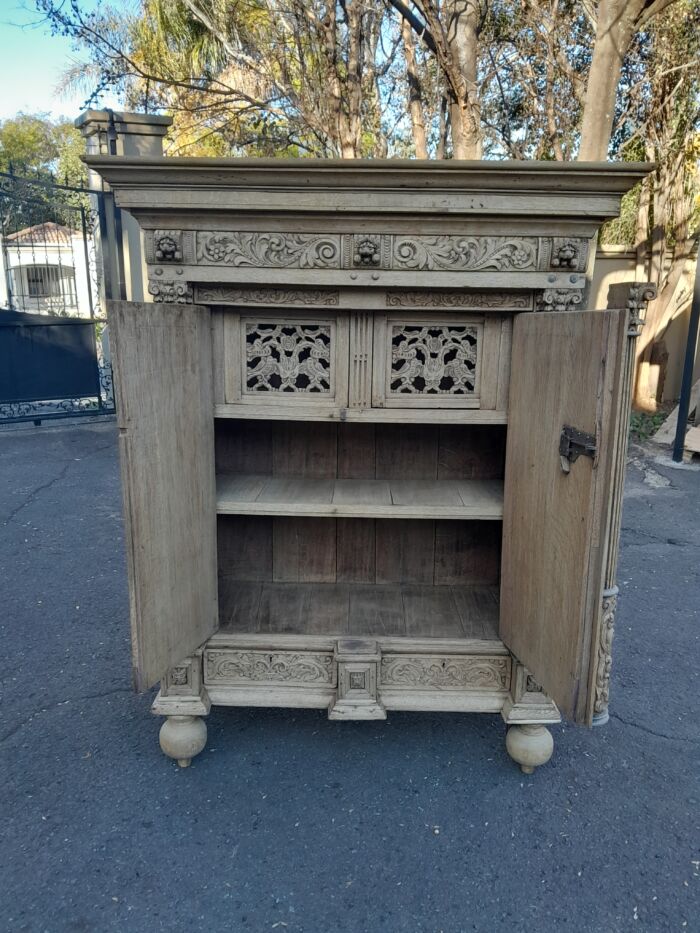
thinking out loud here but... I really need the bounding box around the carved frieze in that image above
[389,323,478,396]
[148,278,193,304]
[196,232,340,268]
[189,232,548,272]
[380,656,510,690]
[391,236,538,272]
[535,288,584,313]
[386,291,532,310]
[245,321,332,393]
[594,586,618,714]
[206,650,335,686]
[194,286,340,306]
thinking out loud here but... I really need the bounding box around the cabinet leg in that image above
[159,715,207,768]
[505,724,554,774]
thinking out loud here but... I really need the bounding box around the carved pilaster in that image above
[535,288,584,313]
[593,586,618,720]
[329,639,386,720]
[148,277,194,304]
[349,312,373,407]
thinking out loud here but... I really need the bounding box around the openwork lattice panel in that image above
[245,321,333,394]
[389,323,479,396]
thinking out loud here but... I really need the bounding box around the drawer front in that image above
[222,311,349,409]
[371,313,505,410]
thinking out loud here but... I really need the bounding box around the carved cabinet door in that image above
[110,300,219,690]
[499,309,628,724]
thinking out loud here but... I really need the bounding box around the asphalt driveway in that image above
[1,419,698,932]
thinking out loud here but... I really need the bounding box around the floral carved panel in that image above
[244,321,333,394]
[196,232,341,268]
[205,650,335,686]
[391,236,538,272]
[381,656,510,690]
[389,323,479,396]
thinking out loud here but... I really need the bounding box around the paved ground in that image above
[1,419,698,933]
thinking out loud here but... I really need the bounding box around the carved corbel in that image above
[148,276,194,304]
[625,282,657,336]
[535,288,584,313]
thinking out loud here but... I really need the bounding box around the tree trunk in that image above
[578,0,646,160]
[445,0,481,158]
[402,17,428,158]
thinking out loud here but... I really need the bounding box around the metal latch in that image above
[559,425,597,474]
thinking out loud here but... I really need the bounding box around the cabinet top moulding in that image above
[84,157,652,224]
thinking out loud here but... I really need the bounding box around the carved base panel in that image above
[201,638,524,718]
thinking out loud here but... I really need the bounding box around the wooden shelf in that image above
[216,474,504,520]
[218,581,500,640]
[214,403,508,425]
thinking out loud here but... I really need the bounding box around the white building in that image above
[0,222,95,318]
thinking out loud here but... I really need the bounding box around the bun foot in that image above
[159,715,207,767]
[505,724,554,774]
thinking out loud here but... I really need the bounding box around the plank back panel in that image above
[110,300,218,690]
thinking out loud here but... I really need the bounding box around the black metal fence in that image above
[0,170,115,423]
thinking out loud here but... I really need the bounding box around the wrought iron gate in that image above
[0,170,115,423]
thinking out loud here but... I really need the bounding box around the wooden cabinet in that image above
[92,156,654,773]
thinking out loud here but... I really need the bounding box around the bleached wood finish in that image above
[500,310,627,724]
[91,157,653,772]
[109,300,218,690]
[216,475,504,520]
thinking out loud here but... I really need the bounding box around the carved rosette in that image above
[380,656,510,690]
[594,586,618,715]
[205,650,335,686]
[535,288,584,313]
[148,278,193,304]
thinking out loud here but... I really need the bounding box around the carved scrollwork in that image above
[625,282,657,336]
[205,650,334,685]
[148,278,193,304]
[392,236,538,272]
[194,286,339,306]
[196,232,341,268]
[535,288,584,313]
[381,656,510,690]
[594,586,618,714]
[389,323,479,396]
[386,290,532,309]
[245,322,332,393]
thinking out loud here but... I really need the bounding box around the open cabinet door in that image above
[110,300,218,691]
[500,309,627,724]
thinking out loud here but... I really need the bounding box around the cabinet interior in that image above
[215,419,505,641]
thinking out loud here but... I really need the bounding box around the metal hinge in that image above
[559,425,597,474]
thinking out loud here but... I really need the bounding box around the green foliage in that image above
[630,409,668,442]
[0,113,86,187]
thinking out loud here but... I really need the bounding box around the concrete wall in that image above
[591,245,699,403]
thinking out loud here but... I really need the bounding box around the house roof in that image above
[5,222,73,246]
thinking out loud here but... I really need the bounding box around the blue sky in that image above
[0,1,121,121]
